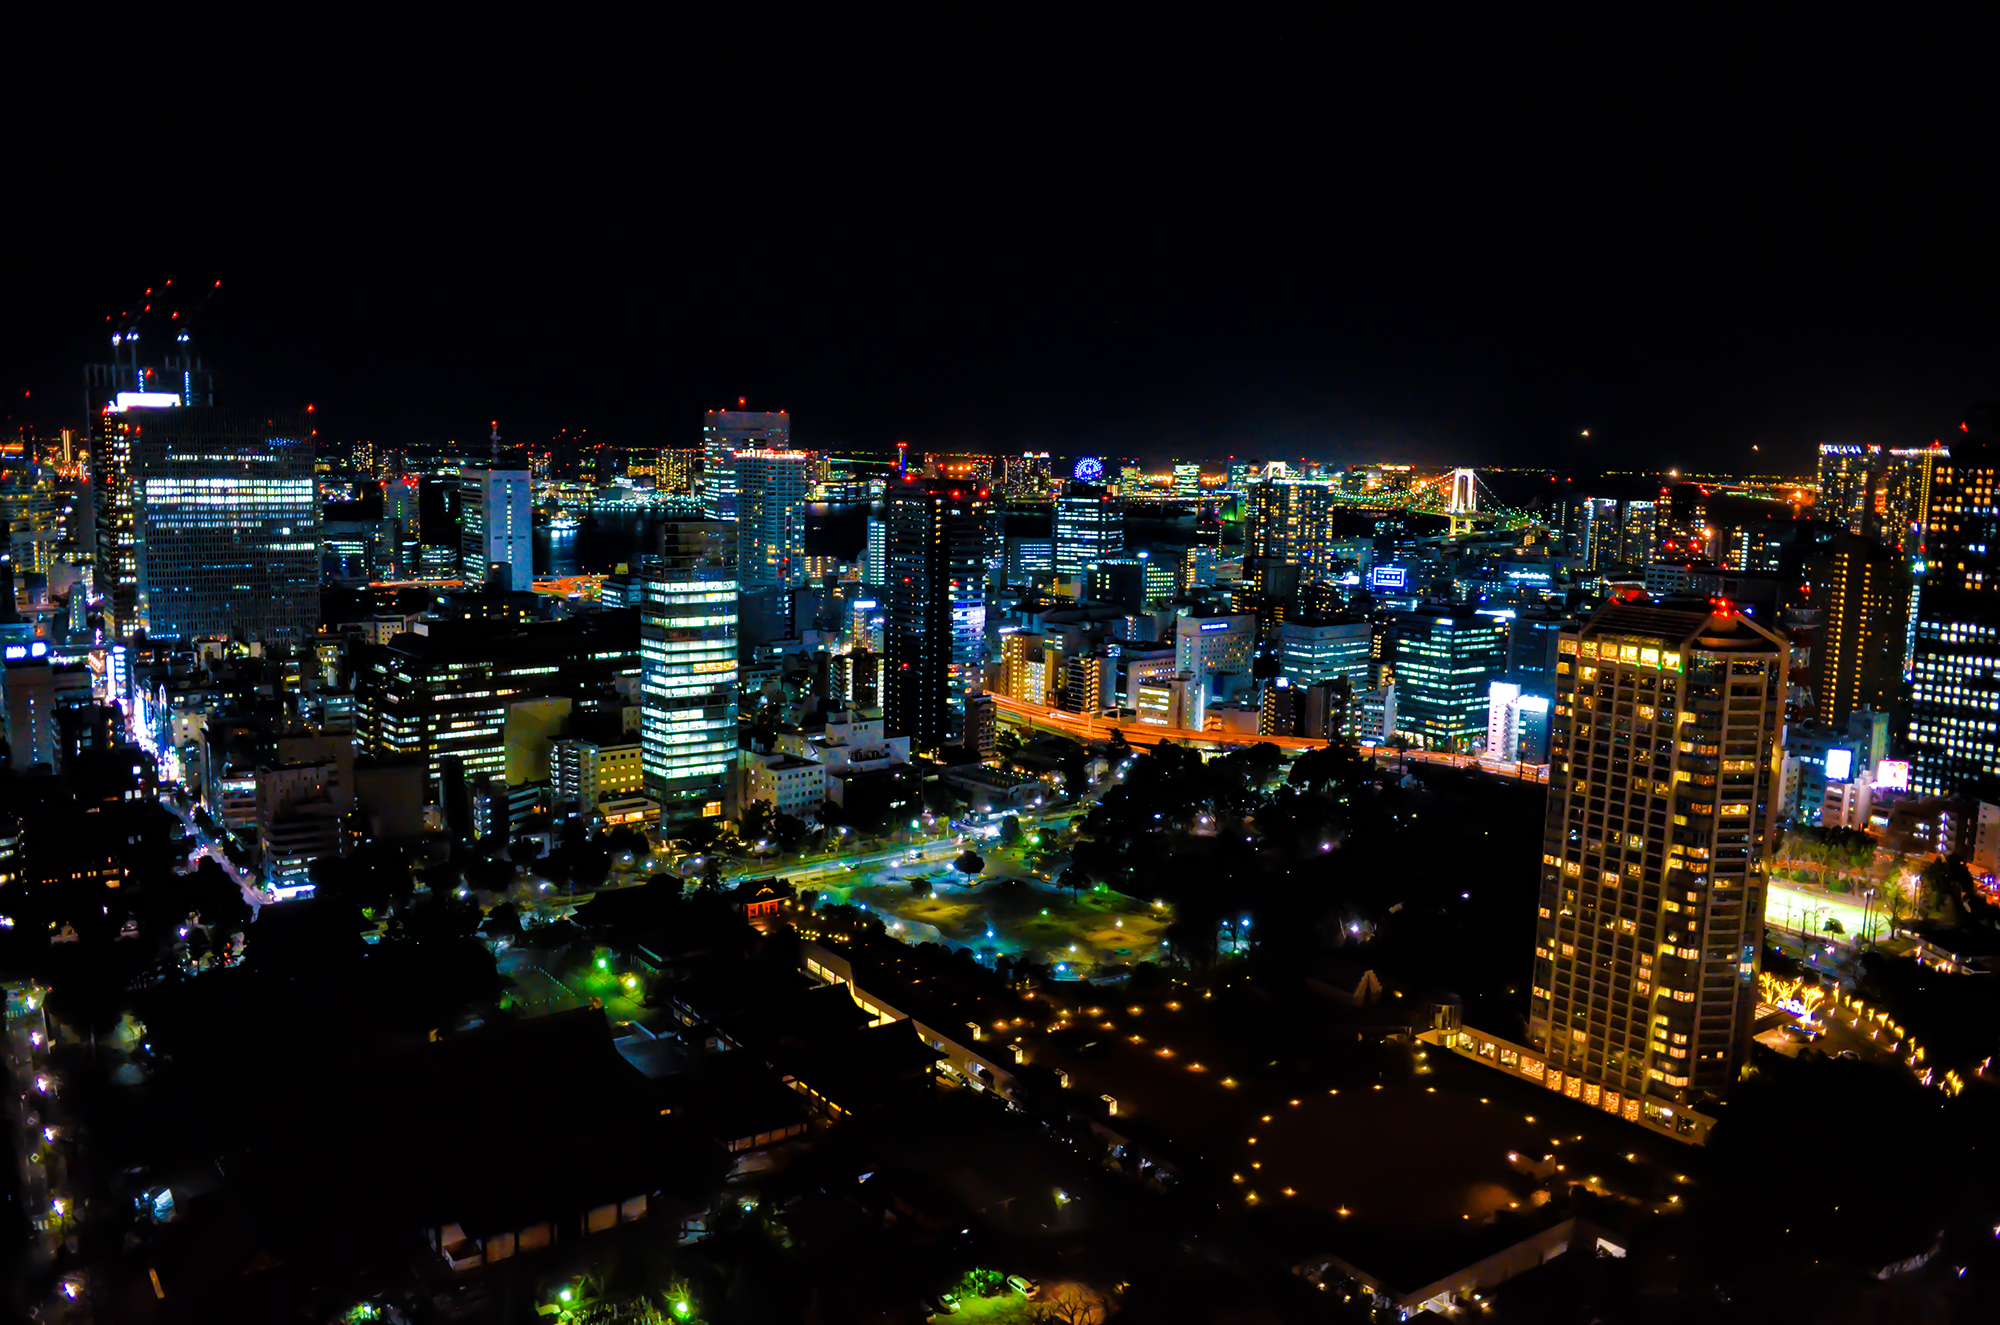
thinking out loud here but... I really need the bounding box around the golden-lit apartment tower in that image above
[1532,599,1785,1130]
[1248,478,1338,581]
[1804,532,1911,727]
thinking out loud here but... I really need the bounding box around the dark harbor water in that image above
[532,504,871,577]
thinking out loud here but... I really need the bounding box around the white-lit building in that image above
[640,521,739,824]
[740,749,825,821]
[1277,618,1372,689]
[1484,680,1552,764]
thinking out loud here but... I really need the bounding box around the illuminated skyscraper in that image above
[127,406,319,645]
[85,335,215,638]
[1172,461,1201,499]
[734,448,812,591]
[1248,478,1338,582]
[1533,600,1783,1126]
[640,520,739,822]
[1802,532,1910,728]
[1817,444,1878,537]
[459,461,533,591]
[884,479,993,750]
[1907,410,2000,798]
[702,407,788,521]
[1053,493,1124,575]
[1387,606,1507,751]
[1879,445,1947,550]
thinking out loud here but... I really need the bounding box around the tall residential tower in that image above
[884,479,993,751]
[1532,599,1784,1127]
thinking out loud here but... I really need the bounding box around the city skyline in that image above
[8,35,1998,475]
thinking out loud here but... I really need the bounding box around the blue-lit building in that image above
[1907,410,2000,799]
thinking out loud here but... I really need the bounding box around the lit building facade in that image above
[1532,601,1784,1124]
[734,449,812,591]
[1907,411,2000,798]
[553,736,644,811]
[1388,607,1508,751]
[1053,495,1124,576]
[1248,479,1339,583]
[131,407,319,644]
[701,408,788,522]
[460,462,533,591]
[884,479,993,750]
[1276,617,1372,689]
[355,614,640,796]
[85,342,216,638]
[640,520,739,823]
[1803,532,1910,728]
[1817,443,1877,537]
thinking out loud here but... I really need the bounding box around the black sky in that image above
[7,19,1996,473]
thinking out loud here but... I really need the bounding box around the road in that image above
[3,983,79,1320]
[158,794,272,912]
[990,691,1548,782]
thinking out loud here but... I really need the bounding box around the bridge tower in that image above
[1448,467,1479,536]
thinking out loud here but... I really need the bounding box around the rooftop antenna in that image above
[491,419,502,460]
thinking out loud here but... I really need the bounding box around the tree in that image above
[483,901,523,940]
[1057,865,1088,896]
[772,811,812,854]
[954,850,985,879]
[1037,1282,1108,1325]
[909,875,933,898]
[999,814,1023,848]
[739,799,778,850]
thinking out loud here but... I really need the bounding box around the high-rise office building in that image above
[1532,600,1784,1124]
[1172,461,1201,499]
[130,407,319,644]
[1249,478,1338,583]
[1276,617,1372,689]
[1388,606,1508,751]
[1907,409,2000,798]
[85,338,216,638]
[354,613,640,795]
[884,479,993,751]
[1802,532,1911,728]
[1053,494,1124,575]
[734,448,812,591]
[460,461,533,591]
[703,408,788,521]
[640,520,739,823]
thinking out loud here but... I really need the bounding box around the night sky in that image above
[7,24,1994,473]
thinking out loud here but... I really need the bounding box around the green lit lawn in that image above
[931,1293,1044,1324]
[824,868,1169,974]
